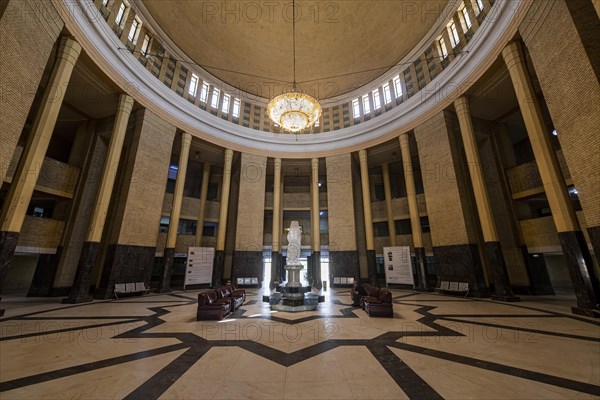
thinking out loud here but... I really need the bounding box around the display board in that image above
[184,247,214,288]
[383,246,414,286]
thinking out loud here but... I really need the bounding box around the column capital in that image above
[501,40,525,69]
[181,131,193,146]
[453,95,471,114]
[359,149,368,162]
[116,94,134,114]
[57,36,82,66]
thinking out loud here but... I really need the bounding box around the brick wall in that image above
[326,154,357,252]
[235,152,266,252]
[0,0,63,183]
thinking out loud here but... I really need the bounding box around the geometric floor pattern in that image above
[1,289,599,399]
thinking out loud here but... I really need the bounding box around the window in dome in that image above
[140,34,151,55]
[200,82,210,103]
[232,98,241,118]
[115,3,126,26]
[188,74,199,96]
[362,95,371,114]
[461,7,472,30]
[128,18,141,43]
[222,94,231,114]
[438,37,448,59]
[102,0,109,6]
[211,88,220,109]
[383,83,392,104]
[448,21,460,47]
[393,75,403,98]
[476,0,484,11]
[352,99,360,118]
[372,89,381,110]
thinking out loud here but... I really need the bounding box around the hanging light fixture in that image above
[267,0,321,133]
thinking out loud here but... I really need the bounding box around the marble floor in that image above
[0,289,599,400]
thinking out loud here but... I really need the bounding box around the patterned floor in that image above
[0,289,599,399]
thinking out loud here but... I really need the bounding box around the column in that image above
[399,133,430,291]
[194,162,211,246]
[271,158,282,287]
[159,132,192,293]
[0,37,81,312]
[63,94,134,303]
[502,41,600,316]
[213,149,233,287]
[359,150,377,284]
[381,163,397,246]
[311,158,322,289]
[454,96,519,302]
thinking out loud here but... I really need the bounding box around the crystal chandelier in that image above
[267,0,321,133]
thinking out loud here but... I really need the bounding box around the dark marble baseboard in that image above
[232,251,264,287]
[95,244,155,299]
[0,231,20,291]
[522,247,554,295]
[28,247,62,297]
[588,225,600,261]
[158,248,175,293]
[329,251,360,283]
[63,242,100,303]
[367,250,377,285]
[312,251,322,289]
[432,244,489,297]
[414,247,430,290]
[484,241,519,301]
[212,250,225,287]
[270,252,281,287]
[558,231,600,312]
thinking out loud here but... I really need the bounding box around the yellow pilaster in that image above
[272,158,282,252]
[381,163,397,246]
[216,149,234,251]
[311,158,321,252]
[359,150,375,251]
[502,41,579,233]
[454,96,499,242]
[399,133,424,248]
[194,162,211,247]
[166,132,192,249]
[0,37,82,233]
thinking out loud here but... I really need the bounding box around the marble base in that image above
[267,292,321,312]
[571,306,600,318]
[0,231,19,290]
[63,241,100,304]
[558,231,600,312]
[588,225,600,263]
[212,250,225,287]
[270,251,281,288]
[484,241,519,302]
[432,244,489,297]
[311,251,322,289]
[232,250,264,287]
[367,250,377,285]
[329,251,359,282]
[95,244,155,299]
[158,248,174,293]
[27,247,62,297]
[414,247,430,291]
[523,247,555,295]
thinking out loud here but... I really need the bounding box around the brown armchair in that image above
[363,288,393,317]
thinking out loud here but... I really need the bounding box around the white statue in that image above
[286,221,302,265]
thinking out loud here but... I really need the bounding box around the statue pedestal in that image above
[285,264,303,287]
[265,263,324,312]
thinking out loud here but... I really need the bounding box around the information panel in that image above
[184,247,214,288]
[383,246,414,286]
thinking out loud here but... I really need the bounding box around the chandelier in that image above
[267,0,321,133]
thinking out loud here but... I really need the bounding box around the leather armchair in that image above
[363,288,393,317]
[197,290,232,320]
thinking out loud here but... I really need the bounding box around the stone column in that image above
[399,133,430,291]
[232,153,266,286]
[0,37,81,312]
[381,163,397,246]
[359,150,377,284]
[311,158,322,289]
[194,162,211,247]
[502,41,600,316]
[63,94,134,303]
[326,154,359,282]
[271,158,282,287]
[159,132,192,293]
[454,96,519,302]
[213,149,233,287]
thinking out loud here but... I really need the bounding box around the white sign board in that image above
[184,247,214,288]
[383,246,414,286]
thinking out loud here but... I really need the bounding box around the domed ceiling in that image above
[140,0,450,99]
